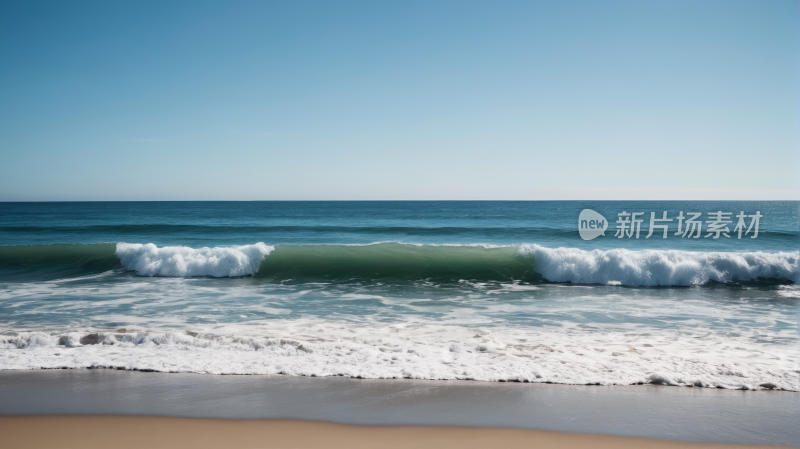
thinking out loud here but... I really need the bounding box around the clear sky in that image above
[0,0,798,201]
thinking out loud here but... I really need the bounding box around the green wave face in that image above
[2,242,797,286]
[255,243,543,283]
[0,243,543,283]
[0,244,121,281]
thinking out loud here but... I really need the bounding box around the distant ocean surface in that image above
[1,201,798,390]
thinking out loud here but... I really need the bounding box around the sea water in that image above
[0,201,797,390]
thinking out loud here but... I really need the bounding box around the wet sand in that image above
[0,415,788,449]
[0,370,797,446]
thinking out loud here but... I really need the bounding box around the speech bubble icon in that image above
[578,209,608,241]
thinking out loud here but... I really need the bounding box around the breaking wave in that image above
[522,245,799,286]
[116,243,273,277]
[0,242,797,286]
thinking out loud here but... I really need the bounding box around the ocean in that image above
[0,201,798,390]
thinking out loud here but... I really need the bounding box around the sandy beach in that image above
[1,370,798,447]
[1,415,792,449]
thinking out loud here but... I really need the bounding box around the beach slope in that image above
[0,416,789,449]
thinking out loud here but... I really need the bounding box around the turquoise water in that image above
[0,201,798,389]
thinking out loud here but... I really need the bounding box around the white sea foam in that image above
[115,243,273,277]
[519,245,800,286]
[1,320,797,391]
[778,285,800,299]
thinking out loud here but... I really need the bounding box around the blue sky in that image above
[0,0,797,200]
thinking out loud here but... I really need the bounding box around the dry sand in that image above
[0,416,790,449]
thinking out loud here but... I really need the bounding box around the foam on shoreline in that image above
[3,322,797,391]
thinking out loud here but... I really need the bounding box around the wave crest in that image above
[520,245,799,286]
[116,243,273,277]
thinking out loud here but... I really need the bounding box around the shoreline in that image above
[4,367,798,391]
[1,369,797,446]
[0,416,789,449]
